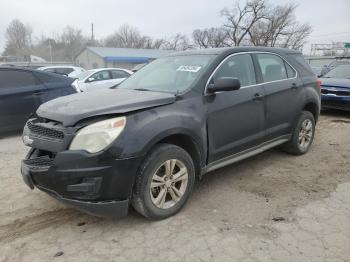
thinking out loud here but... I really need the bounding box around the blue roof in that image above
[86,47,174,63]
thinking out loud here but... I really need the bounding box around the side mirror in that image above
[207,77,241,94]
[87,77,95,83]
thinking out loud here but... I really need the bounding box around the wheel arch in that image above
[141,129,205,180]
[302,101,320,122]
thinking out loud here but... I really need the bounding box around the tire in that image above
[282,111,316,155]
[131,143,195,220]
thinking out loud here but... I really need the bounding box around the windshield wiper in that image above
[133,88,152,91]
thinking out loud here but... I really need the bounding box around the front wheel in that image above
[282,111,316,155]
[131,144,195,220]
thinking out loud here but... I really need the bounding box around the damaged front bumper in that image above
[21,148,141,218]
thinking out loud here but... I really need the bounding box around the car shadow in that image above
[0,130,23,139]
[321,108,350,118]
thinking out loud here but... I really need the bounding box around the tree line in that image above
[2,0,312,62]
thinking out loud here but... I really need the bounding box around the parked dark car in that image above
[320,65,350,111]
[0,67,76,133]
[21,47,321,220]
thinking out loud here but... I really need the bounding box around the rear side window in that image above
[0,70,38,88]
[285,62,296,78]
[55,68,74,75]
[110,70,130,79]
[43,68,56,73]
[213,54,256,87]
[34,71,66,84]
[289,53,314,75]
[256,54,288,82]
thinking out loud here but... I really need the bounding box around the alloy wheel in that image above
[150,159,189,209]
[298,119,313,150]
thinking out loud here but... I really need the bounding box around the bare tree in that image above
[60,26,88,62]
[160,34,192,51]
[104,24,165,49]
[248,3,312,49]
[279,23,312,50]
[221,0,267,46]
[193,0,312,51]
[3,19,32,59]
[192,27,228,48]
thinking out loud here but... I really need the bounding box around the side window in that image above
[256,54,288,82]
[212,54,256,87]
[110,70,130,79]
[285,62,296,78]
[34,71,63,84]
[0,70,38,88]
[44,68,56,73]
[56,68,74,75]
[90,71,111,81]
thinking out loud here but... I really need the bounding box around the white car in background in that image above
[72,68,133,92]
[38,66,86,78]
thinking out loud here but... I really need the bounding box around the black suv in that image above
[21,47,320,220]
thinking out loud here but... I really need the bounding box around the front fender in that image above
[114,99,207,162]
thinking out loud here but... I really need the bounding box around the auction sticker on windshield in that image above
[177,66,202,73]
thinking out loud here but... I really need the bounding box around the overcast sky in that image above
[0,0,349,54]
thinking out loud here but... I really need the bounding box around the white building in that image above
[75,47,174,70]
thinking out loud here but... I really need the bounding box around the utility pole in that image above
[49,39,53,62]
[91,23,94,42]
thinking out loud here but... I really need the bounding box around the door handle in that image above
[33,90,44,95]
[291,83,298,90]
[253,93,264,101]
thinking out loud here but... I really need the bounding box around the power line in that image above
[311,30,350,38]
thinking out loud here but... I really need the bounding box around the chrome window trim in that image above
[204,51,298,95]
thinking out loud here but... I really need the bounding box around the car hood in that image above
[320,78,350,89]
[37,88,176,126]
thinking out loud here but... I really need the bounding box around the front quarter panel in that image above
[112,96,207,164]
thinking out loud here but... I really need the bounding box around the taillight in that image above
[316,79,322,93]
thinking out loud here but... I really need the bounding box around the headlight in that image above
[69,117,126,153]
[72,80,81,93]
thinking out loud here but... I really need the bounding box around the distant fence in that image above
[0,61,74,69]
[304,56,350,67]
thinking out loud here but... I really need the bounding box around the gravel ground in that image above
[0,111,349,262]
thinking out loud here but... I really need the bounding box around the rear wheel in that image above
[132,144,195,220]
[282,111,316,155]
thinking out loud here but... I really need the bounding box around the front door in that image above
[206,53,266,163]
[87,70,112,90]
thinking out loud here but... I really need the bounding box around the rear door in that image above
[254,53,302,140]
[110,70,131,85]
[0,69,44,131]
[206,53,266,163]
[33,71,76,103]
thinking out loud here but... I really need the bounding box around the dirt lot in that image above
[0,112,349,262]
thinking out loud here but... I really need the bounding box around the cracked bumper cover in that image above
[21,149,142,218]
[39,185,129,218]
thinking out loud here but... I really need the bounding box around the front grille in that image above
[321,88,350,97]
[23,156,54,170]
[27,121,64,140]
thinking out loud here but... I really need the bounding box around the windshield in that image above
[323,66,350,79]
[76,71,93,80]
[118,55,215,93]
